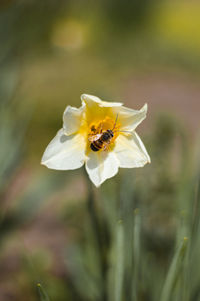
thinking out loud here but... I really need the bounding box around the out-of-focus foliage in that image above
[1,0,200,300]
[101,0,159,30]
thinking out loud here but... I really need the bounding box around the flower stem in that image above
[132,209,141,301]
[84,171,108,301]
[114,219,124,301]
[160,237,188,301]
[37,283,50,301]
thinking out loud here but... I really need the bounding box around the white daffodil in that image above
[41,94,150,187]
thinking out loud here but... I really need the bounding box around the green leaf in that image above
[114,220,124,301]
[160,237,189,301]
[132,209,141,301]
[37,283,50,301]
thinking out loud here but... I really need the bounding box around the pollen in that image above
[88,116,120,143]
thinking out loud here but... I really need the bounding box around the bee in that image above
[88,115,118,152]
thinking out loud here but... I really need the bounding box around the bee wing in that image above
[88,134,102,142]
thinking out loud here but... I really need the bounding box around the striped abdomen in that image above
[90,130,114,152]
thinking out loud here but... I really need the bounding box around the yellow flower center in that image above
[89,116,120,134]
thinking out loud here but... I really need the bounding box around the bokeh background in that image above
[1,0,200,300]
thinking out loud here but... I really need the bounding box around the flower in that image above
[41,94,150,187]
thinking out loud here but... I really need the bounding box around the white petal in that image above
[113,132,150,168]
[63,103,85,135]
[118,103,148,131]
[85,150,119,187]
[41,129,86,170]
[81,94,123,107]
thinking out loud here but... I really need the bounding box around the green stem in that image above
[37,283,50,301]
[132,209,141,301]
[160,237,188,301]
[85,171,108,301]
[114,220,124,301]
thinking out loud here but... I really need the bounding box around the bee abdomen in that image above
[90,143,99,152]
[90,140,103,152]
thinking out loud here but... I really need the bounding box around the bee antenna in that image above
[112,113,119,131]
[114,130,133,134]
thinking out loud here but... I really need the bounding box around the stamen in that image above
[90,125,96,132]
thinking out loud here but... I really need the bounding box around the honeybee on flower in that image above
[41,94,150,187]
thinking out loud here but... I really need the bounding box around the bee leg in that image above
[103,144,109,151]
[88,134,94,142]
[99,122,103,133]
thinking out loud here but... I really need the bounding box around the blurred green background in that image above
[1,0,200,300]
